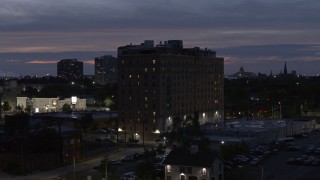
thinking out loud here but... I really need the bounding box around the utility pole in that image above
[105,157,108,180]
[0,91,3,121]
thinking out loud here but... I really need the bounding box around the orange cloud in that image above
[83,59,94,65]
[25,60,58,64]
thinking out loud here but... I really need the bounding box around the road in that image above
[0,147,144,180]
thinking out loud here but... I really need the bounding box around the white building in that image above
[16,97,86,113]
[163,147,224,180]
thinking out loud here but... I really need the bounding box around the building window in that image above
[145,68,148,72]
[153,59,156,64]
[179,166,186,173]
[187,167,192,174]
[166,165,171,172]
[145,97,148,101]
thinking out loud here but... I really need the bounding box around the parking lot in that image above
[226,131,320,180]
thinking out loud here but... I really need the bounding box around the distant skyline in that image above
[1,0,320,76]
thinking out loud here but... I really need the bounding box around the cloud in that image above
[83,59,94,65]
[6,59,22,63]
[25,60,58,64]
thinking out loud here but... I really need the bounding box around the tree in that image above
[62,103,71,111]
[3,101,11,111]
[172,116,182,131]
[26,127,61,153]
[135,160,156,180]
[25,105,32,114]
[16,105,23,112]
[104,97,114,108]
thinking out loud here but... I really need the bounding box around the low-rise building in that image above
[163,147,224,180]
[16,97,86,113]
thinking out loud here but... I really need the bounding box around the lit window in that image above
[145,68,148,72]
[153,112,156,117]
[153,68,156,72]
[153,59,156,64]
[145,97,148,101]
[129,75,132,78]
[137,75,140,78]
[129,96,132,100]
[166,165,171,172]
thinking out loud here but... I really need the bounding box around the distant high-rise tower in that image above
[57,59,83,80]
[94,55,117,85]
[284,62,288,75]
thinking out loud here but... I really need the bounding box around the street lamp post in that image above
[279,102,282,119]
[105,156,108,180]
[142,119,145,147]
[70,138,76,180]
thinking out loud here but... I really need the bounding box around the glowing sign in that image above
[71,96,77,105]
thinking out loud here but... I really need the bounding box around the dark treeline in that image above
[224,76,320,119]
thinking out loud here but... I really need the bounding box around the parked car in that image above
[314,148,320,154]
[120,172,136,180]
[249,158,260,166]
[121,155,135,162]
[286,146,300,151]
[286,158,296,164]
[109,160,122,165]
[312,159,320,166]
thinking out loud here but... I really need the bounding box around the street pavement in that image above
[0,147,145,180]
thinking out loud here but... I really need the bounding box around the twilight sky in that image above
[1,0,320,76]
